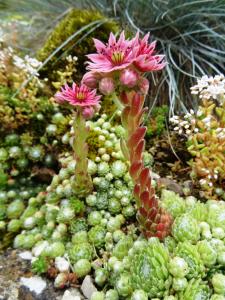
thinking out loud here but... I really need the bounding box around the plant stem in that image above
[72,110,93,197]
[117,91,172,239]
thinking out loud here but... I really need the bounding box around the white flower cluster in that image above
[170,110,197,136]
[191,74,225,104]
[66,55,78,63]
[215,127,225,140]
[199,169,219,188]
[0,46,13,67]
[0,46,42,80]
[13,55,42,77]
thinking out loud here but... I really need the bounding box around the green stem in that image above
[72,110,93,197]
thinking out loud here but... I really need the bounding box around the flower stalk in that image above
[72,110,93,196]
[119,91,172,239]
[55,82,101,197]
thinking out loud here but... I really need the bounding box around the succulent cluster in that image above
[0,177,46,249]
[0,109,72,183]
[170,75,225,199]
[0,112,221,299]
[1,20,225,300]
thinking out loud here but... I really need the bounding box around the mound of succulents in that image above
[0,22,225,300]
[6,113,225,299]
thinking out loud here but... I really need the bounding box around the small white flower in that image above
[200,179,207,185]
[186,130,191,135]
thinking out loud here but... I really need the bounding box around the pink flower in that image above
[55,82,101,108]
[86,31,138,73]
[134,32,166,72]
[86,31,165,76]
[99,77,115,95]
[120,68,139,88]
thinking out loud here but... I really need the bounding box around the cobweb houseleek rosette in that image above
[119,91,172,239]
[55,82,101,197]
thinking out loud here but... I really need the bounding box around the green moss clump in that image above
[37,9,119,82]
[146,105,168,138]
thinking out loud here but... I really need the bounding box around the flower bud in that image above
[82,72,98,88]
[139,77,149,95]
[99,77,114,95]
[120,69,138,88]
[82,107,95,119]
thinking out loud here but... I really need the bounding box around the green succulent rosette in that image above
[131,239,171,298]
[175,241,205,279]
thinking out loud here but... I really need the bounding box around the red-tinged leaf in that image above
[148,185,155,195]
[160,213,173,225]
[129,161,142,179]
[156,231,165,240]
[147,207,158,220]
[130,93,144,117]
[133,184,140,197]
[137,211,146,224]
[127,127,146,149]
[148,197,158,210]
[135,107,148,126]
[133,184,141,207]
[120,91,129,105]
[139,167,150,188]
[140,190,150,207]
[139,207,148,218]
[156,223,166,231]
[121,106,130,128]
[144,219,154,230]
[120,139,130,161]
[154,213,161,224]
[132,140,145,163]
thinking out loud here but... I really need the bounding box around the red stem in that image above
[120,91,172,239]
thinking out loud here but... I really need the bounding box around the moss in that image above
[38,9,119,82]
[146,105,169,139]
[87,128,105,160]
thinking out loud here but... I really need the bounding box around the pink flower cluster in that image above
[55,82,101,119]
[55,31,165,118]
[82,31,165,95]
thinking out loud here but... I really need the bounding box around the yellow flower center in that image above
[111,51,124,64]
[76,92,85,101]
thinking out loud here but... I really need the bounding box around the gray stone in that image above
[20,277,47,295]
[62,289,81,300]
[81,276,97,300]
[157,177,183,195]
[18,251,33,261]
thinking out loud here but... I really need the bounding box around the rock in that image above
[20,276,46,295]
[157,178,183,195]
[81,275,97,300]
[55,257,70,272]
[19,251,33,260]
[62,289,82,300]
[32,241,49,257]
[18,285,56,300]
